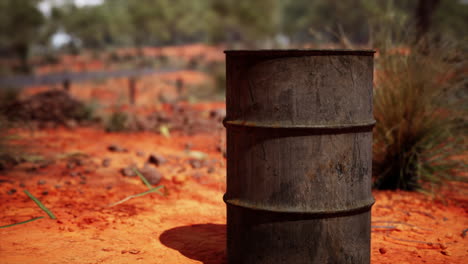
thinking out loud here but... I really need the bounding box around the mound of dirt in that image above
[3,90,92,127]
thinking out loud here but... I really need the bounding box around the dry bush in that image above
[372,37,467,190]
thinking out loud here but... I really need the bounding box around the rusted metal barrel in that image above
[224,50,375,264]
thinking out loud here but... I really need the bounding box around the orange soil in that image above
[35,44,224,75]
[0,126,466,264]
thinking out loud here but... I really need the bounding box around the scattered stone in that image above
[102,158,111,168]
[19,183,26,188]
[136,151,145,157]
[148,153,166,166]
[65,180,72,185]
[7,188,17,195]
[55,184,61,189]
[121,167,137,177]
[440,250,451,256]
[188,159,202,169]
[129,249,140,254]
[41,191,49,196]
[37,179,46,185]
[173,174,187,184]
[105,185,113,190]
[79,180,86,185]
[439,243,448,250]
[67,162,76,169]
[108,144,127,152]
[139,165,163,185]
[70,172,79,177]
[207,167,215,174]
[379,248,387,255]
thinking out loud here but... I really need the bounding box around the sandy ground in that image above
[0,126,466,264]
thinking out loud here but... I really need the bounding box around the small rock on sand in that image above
[37,179,46,185]
[120,167,137,177]
[102,158,111,168]
[108,144,128,153]
[148,153,166,166]
[139,165,163,185]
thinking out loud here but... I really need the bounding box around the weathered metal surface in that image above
[224,49,375,264]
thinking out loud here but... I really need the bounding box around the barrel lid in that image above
[224,49,375,57]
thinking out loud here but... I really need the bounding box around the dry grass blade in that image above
[24,190,56,219]
[133,168,152,189]
[108,186,164,207]
[0,216,45,229]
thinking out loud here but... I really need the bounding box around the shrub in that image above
[372,38,467,191]
[105,110,129,132]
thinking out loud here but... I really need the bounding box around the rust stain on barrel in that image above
[224,49,375,264]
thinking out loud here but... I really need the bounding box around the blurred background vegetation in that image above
[0,0,466,74]
[0,0,466,192]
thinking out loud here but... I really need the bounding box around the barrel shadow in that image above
[159,223,227,264]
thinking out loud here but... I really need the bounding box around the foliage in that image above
[105,110,128,132]
[0,0,48,72]
[372,37,467,191]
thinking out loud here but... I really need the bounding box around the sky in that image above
[38,0,104,16]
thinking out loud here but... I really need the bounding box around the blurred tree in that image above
[0,0,47,73]
[126,0,211,45]
[433,0,468,39]
[208,0,280,47]
[415,0,440,41]
[55,0,133,49]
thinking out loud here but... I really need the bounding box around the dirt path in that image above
[0,128,466,264]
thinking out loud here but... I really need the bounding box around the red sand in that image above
[0,127,466,264]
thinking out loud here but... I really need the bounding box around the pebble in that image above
[139,165,163,185]
[440,250,451,256]
[379,248,387,254]
[148,153,167,166]
[120,167,137,177]
[102,158,111,168]
[37,179,46,185]
[67,161,76,169]
[136,151,145,157]
[108,144,127,152]
[7,188,17,195]
[188,159,202,169]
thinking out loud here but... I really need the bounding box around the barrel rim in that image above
[224,49,375,56]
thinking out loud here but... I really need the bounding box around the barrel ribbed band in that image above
[223,119,375,133]
[224,194,375,217]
